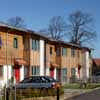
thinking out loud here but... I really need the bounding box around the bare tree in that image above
[67,11,96,45]
[7,16,26,28]
[40,16,67,40]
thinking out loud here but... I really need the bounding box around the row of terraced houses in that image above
[0,23,92,87]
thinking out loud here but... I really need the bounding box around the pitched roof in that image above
[93,58,100,66]
[0,22,91,51]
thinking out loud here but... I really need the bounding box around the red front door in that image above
[14,68,20,83]
[50,68,54,78]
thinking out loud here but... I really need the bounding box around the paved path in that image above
[67,89,100,100]
[64,89,88,100]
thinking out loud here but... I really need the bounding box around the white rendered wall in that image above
[20,65,24,81]
[8,65,12,80]
[81,51,90,80]
[40,40,45,76]
[54,68,57,79]
[3,65,12,87]
[85,51,90,78]
[3,65,7,85]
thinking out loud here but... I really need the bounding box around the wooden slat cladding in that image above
[23,49,30,65]
[30,50,40,66]
[46,44,50,67]
[0,31,24,65]
[29,38,40,66]
[46,44,57,67]
[46,43,83,68]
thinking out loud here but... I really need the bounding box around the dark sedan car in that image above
[13,76,61,89]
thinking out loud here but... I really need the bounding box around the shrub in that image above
[8,87,64,100]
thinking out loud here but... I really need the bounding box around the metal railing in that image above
[0,84,63,100]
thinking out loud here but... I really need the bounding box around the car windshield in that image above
[20,76,56,83]
[44,76,56,82]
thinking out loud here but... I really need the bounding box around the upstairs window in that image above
[13,38,18,48]
[71,48,75,57]
[56,48,60,56]
[50,47,53,55]
[62,48,67,56]
[77,50,80,58]
[32,40,40,51]
[32,40,36,50]
[0,37,2,48]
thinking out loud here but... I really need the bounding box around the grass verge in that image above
[64,83,100,89]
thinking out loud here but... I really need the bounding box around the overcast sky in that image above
[0,0,100,57]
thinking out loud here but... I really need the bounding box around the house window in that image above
[0,37,2,48]
[32,40,35,50]
[71,68,76,77]
[36,40,40,50]
[32,66,40,75]
[32,40,40,51]
[71,48,75,57]
[61,68,67,82]
[56,68,61,81]
[89,52,91,58]
[77,50,80,58]
[0,66,3,78]
[56,48,60,56]
[13,38,18,48]
[24,67,28,78]
[50,47,53,55]
[62,48,67,56]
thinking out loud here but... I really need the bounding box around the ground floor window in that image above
[56,68,61,81]
[24,67,28,77]
[71,68,76,77]
[61,68,67,82]
[0,65,3,79]
[71,68,76,82]
[32,66,40,75]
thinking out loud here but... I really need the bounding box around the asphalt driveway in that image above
[67,89,100,100]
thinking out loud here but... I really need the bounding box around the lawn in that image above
[64,83,100,89]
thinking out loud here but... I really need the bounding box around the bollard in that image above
[14,85,16,100]
[4,85,6,100]
[57,87,59,100]
[6,88,9,100]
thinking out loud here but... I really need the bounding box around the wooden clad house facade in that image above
[0,26,27,87]
[45,40,91,83]
[0,23,91,87]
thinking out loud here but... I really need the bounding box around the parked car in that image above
[12,76,61,89]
